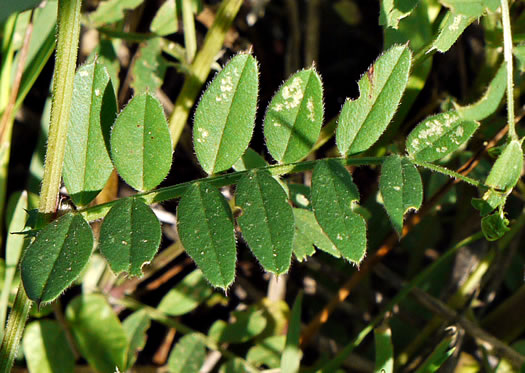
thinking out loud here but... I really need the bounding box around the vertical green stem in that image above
[500,0,516,141]
[181,0,197,63]
[39,0,82,213]
[168,0,243,149]
[0,1,82,371]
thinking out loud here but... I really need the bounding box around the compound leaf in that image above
[264,68,324,163]
[236,171,294,275]
[167,333,206,373]
[311,160,367,264]
[21,213,93,304]
[406,111,479,162]
[158,269,213,316]
[337,44,411,156]
[111,92,173,191]
[64,60,116,207]
[99,198,162,277]
[194,53,258,175]
[485,140,523,192]
[23,320,75,373]
[455,63,507,121]
[66,294,128,373]
[177,182,237,289]
[380,155,423,235]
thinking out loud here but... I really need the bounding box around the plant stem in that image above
[500,0,517,141]
[39,0,82,213]
[79,156,486,222]
[0,1,82,372]
[168,0,243,150]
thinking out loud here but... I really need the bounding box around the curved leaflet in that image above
[193,53,258,174]
[98,198,162,277]
[236,170,294,274]
[177,182,237,289]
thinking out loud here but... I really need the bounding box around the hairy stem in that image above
[500,0,517,141]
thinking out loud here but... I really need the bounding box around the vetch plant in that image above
[1,0,524,371]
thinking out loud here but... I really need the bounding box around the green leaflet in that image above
[236,171,294,275]
[247,336,285,368]
[167,334,206,373]
[264,67,324,163]
[21,213,93,304]
[177,182,237,289]
[232,148,267,171]
[455,63,507,121]
[194,53,258,174]
[515,44,525,73]
[122,310,151,371]
[0,0,41,23]
[131,38,168,92]
[208,307,267,344]
[98,198,162,277]
[379,0,419,29]
[311,160,367,264]
[88,0,144,26]
[66,294,128,373]
[150,0,178,35]
[111,93,173,191]
[374,323,394,373]
[158,269,213,316]
[406,111,479,162]
[336,44,412,156]
[379,155,423,235]
[293,208,340,260]
[63,60,116,207]
[23,320,75,373]
[440,0,500,16]
[281,293,303,373]
[485,140,523,191]
[430,11,477,53]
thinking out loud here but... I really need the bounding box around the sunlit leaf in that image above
[264,67,324,163]
[440,0,499,16]
[485,140,523,192]
[99,198,162,277]
[430,11,477,53]
[380,155,422,235]
[374,323,394,373]
[63,60,116,206]
[236,171,294,274]
[337,44,411,156]
[150,0,178,35]
[21,213,93,304]
[111,93,173,191]
[167,333,206,373]
[66,294,128,373]
[177,182,237,289]
[209,307,267,344]
[247,336,285,368]
[455,63,507,121]
[89,0,143,26]
[194,53,258,174]
[281,293,303,373]
[23,320,75,373]
[158,269,213,316]
[379,0,419,29]
[311,160,367,264]
[406,111,479,162]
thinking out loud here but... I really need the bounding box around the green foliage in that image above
[177,182,237,289]
[380,155,423,235]
[374,323,394,373]
[150,0,178,35]
[430,11,477,53]
[236,171,295,274]
[111,92,173,191]
[193,53,258,174]
[292,208,339,261]
[485,140,523,192]
[406,111,479,162]
[0,0,41,23]
[167,333,206,373]
[264,67,324,163]
[88,0,144,26]
[63,60,116,206]
[21,213,93,304]
[379,0,419,29]
[209,307,267,343]
[122,310,151,370]
[311,160,367,264]
[99,198,162,277]
[281,293,303,373]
